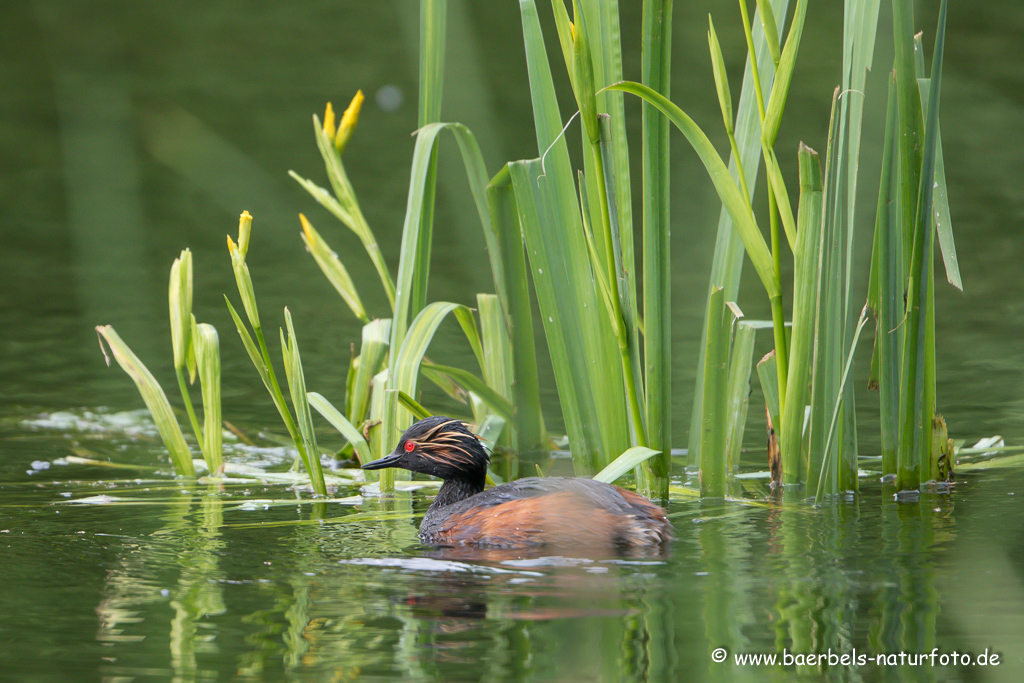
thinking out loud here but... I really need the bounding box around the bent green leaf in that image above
[96,325,194,477]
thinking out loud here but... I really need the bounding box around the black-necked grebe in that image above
[361,416,672,550]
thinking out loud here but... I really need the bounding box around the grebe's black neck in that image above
[431,472,486,510]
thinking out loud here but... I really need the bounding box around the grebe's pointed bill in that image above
[361,450,404,471]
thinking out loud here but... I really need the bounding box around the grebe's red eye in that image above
[404,440,416,452]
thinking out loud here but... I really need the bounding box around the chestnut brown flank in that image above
[433,489,668,550]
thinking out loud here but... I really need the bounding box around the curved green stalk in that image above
[175,368,203,452]
[254,325,308,469]
[736,0,768,120]
[604,82,778,300]
[592,134,647,449]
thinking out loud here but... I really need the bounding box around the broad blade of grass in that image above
[814,306,870,503]
[397,391,432,422]
[596,117,649,458]
[384,301,485,474]
[392,302,479,402]
[391,124,446,355]
[419,0,446,126]
[377,387,401,493]
[582,0,632,235]
[932,131,960,290]
[421,362,514,424]
[581,0,637,391]
[548,0,574,82]
[754,0,782,65]
[390,122,493,355]
[708,15,733,136]
[761,0,807,148]
[365,368,405,489]
[700,286,729,498]
[308,391,372,465]
[349,318,390,427]
[917,79,961,291]
[477,414,506,454]
[806,93,845,496]
[476,293,515,443]
[193,322,223,473]
[606,81,777,300]
[509,157,619,473]
[640,0,673,497]
[842,0,882,303]
[298,214,368,323]
[725,320,756,473]
[281,310,326,495]
[409,0,447,323]
[477,294,511,402]
[763,148,797,251]
[781,143,822,482]
[831,0,881,492]
[486,167,544,455]
[593,447,662,485]
[96,325,194,476]
[867,74,901,474]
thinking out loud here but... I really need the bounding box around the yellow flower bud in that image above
[238,210,252,260]
[299,213,314,242]
[334,90,364,154]
[323,102,337,140]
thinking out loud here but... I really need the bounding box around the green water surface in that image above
[2,1,1024,681]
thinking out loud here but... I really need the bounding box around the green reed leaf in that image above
[700,286,730,498]
[421,362,514,424]
[755,0,782,65]
[781,143,822,482]
[708,16,733,136]
[282,308,326,495]
[725,320,756,473]
[486,167,544,454]
[308,391,372,465]
[96,325,194,476]
[605,81,778,299]
[761,0,807,147]
[593,447,662,485]
[350,319,391,428]
[298,214,368,323]
[641,0,674,494]
[193,322,223,473]
[169,249,194,377]
[397,391,432,422]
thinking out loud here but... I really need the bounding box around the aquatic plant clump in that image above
[95,0,967,504]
